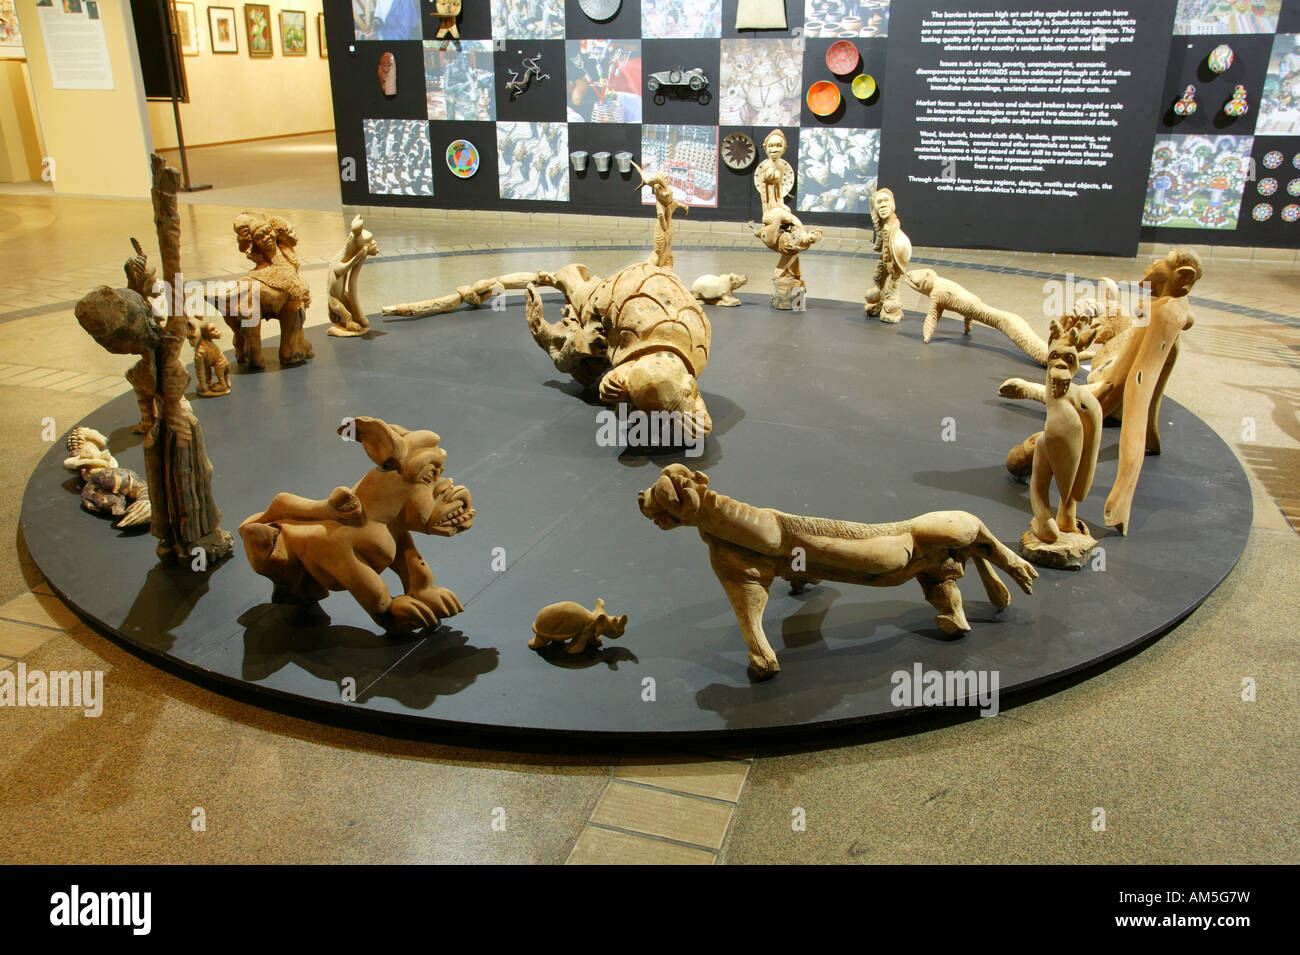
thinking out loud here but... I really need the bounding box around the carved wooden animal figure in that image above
[632,161,688,269]
[905,268,1052,364]
[1027,321,1102,548]
[638,465,1037,677]
[692,273,748,307]
[529,598,628,654]
[327,215,380,337]
[209,212,315,370]
[240,417,475,633]
[81,467,151,528]
[186,319,231,397]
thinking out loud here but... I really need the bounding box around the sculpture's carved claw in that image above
[387,594,439,632]
[1009,557,1038,595]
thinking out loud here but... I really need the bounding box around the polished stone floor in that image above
[0,134,1295,863]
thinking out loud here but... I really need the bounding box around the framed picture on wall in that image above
[244,3,273,57]
[318,12,327,57]
[173,1,200,56]
[0,0,26,59]
[209,6,238,53]
[279,9,307,56]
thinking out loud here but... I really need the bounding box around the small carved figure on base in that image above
[865,187,911,323]
[638,465,1037,677]
[327,215,380,337]
[529,599,628,654]
[187,319,231,397]
[750,130,822,310]
[632,161,688,269]
[1020,321,1103,570]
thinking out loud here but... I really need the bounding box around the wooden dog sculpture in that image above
[638,465,1037,677]
[240,417,474,633]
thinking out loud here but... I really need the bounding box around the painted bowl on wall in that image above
[825,39,860,75]
[446,139,480,178]
[852,73,877,100]
[807,80,841,116]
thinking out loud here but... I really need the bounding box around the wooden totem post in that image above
[143,153,234,564]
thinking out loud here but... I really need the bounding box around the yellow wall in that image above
[148,0,334,149]
[16,0,153,197]
[0,59,44,181]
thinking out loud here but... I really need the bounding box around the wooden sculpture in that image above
[1021,321,1102,569]
[240,417,475,632]
[210,212,314,370]
[378,52,397,96]
[751,130,822,310]
[691,273,748,307]
[1000,249,1202,535]
[63,427,152,529]
[865,187,911,324]
[186,319,231,397]
[529,599,628,654]
[433,0,461,39]
[638,465,1038,677]
[632,161,688,269]
[905,268,1053,364]
[74,156,234,563]
[383,262,714,438]
[326,215,380,337]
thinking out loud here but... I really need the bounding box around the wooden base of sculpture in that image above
[1020,527,1096,570]
[771,275,805,311]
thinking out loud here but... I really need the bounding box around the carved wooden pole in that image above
[145,153,234,563]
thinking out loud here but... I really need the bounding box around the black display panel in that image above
[877,0,1178,255]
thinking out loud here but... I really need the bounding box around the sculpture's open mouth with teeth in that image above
[427,484,475,537]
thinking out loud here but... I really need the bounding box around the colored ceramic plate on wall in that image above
[807,81,841,116]
[826,39,859,75]
[446,139,480,178]
[852,73,876,100]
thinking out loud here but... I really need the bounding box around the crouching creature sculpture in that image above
[529,598,628,654]
[240,416,475,633]
[638,465,1037,677]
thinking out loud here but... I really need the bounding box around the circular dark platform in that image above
[21,291,1252,738]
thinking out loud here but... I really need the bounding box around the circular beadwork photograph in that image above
[446,139,480,178]
[1252,202,1274,221]
[1258,178,1278,195]
[1263,150,1283,169]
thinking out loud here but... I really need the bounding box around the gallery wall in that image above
[148,0,333,148]
[326,0,1300,252]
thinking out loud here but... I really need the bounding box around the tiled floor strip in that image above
[566,755,753,864]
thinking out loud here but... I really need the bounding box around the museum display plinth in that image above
[20,292,1252,738]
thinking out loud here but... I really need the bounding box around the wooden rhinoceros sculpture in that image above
[529,598,628,654]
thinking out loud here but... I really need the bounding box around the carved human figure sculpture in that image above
[529,598,628,654]
[631,161,688,269]
[865,187,911,323]
[327,215,380,337]
[382,261,714,439]
[638,465,1037,677]
[753,129,794,214]
[434,0,461,39]
[74,157,233,563]
[240,417,475,632]
[212,212,314,370]
[1000,248,1202,535]
[1021,321,1103,569]
[378,51,396,96]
